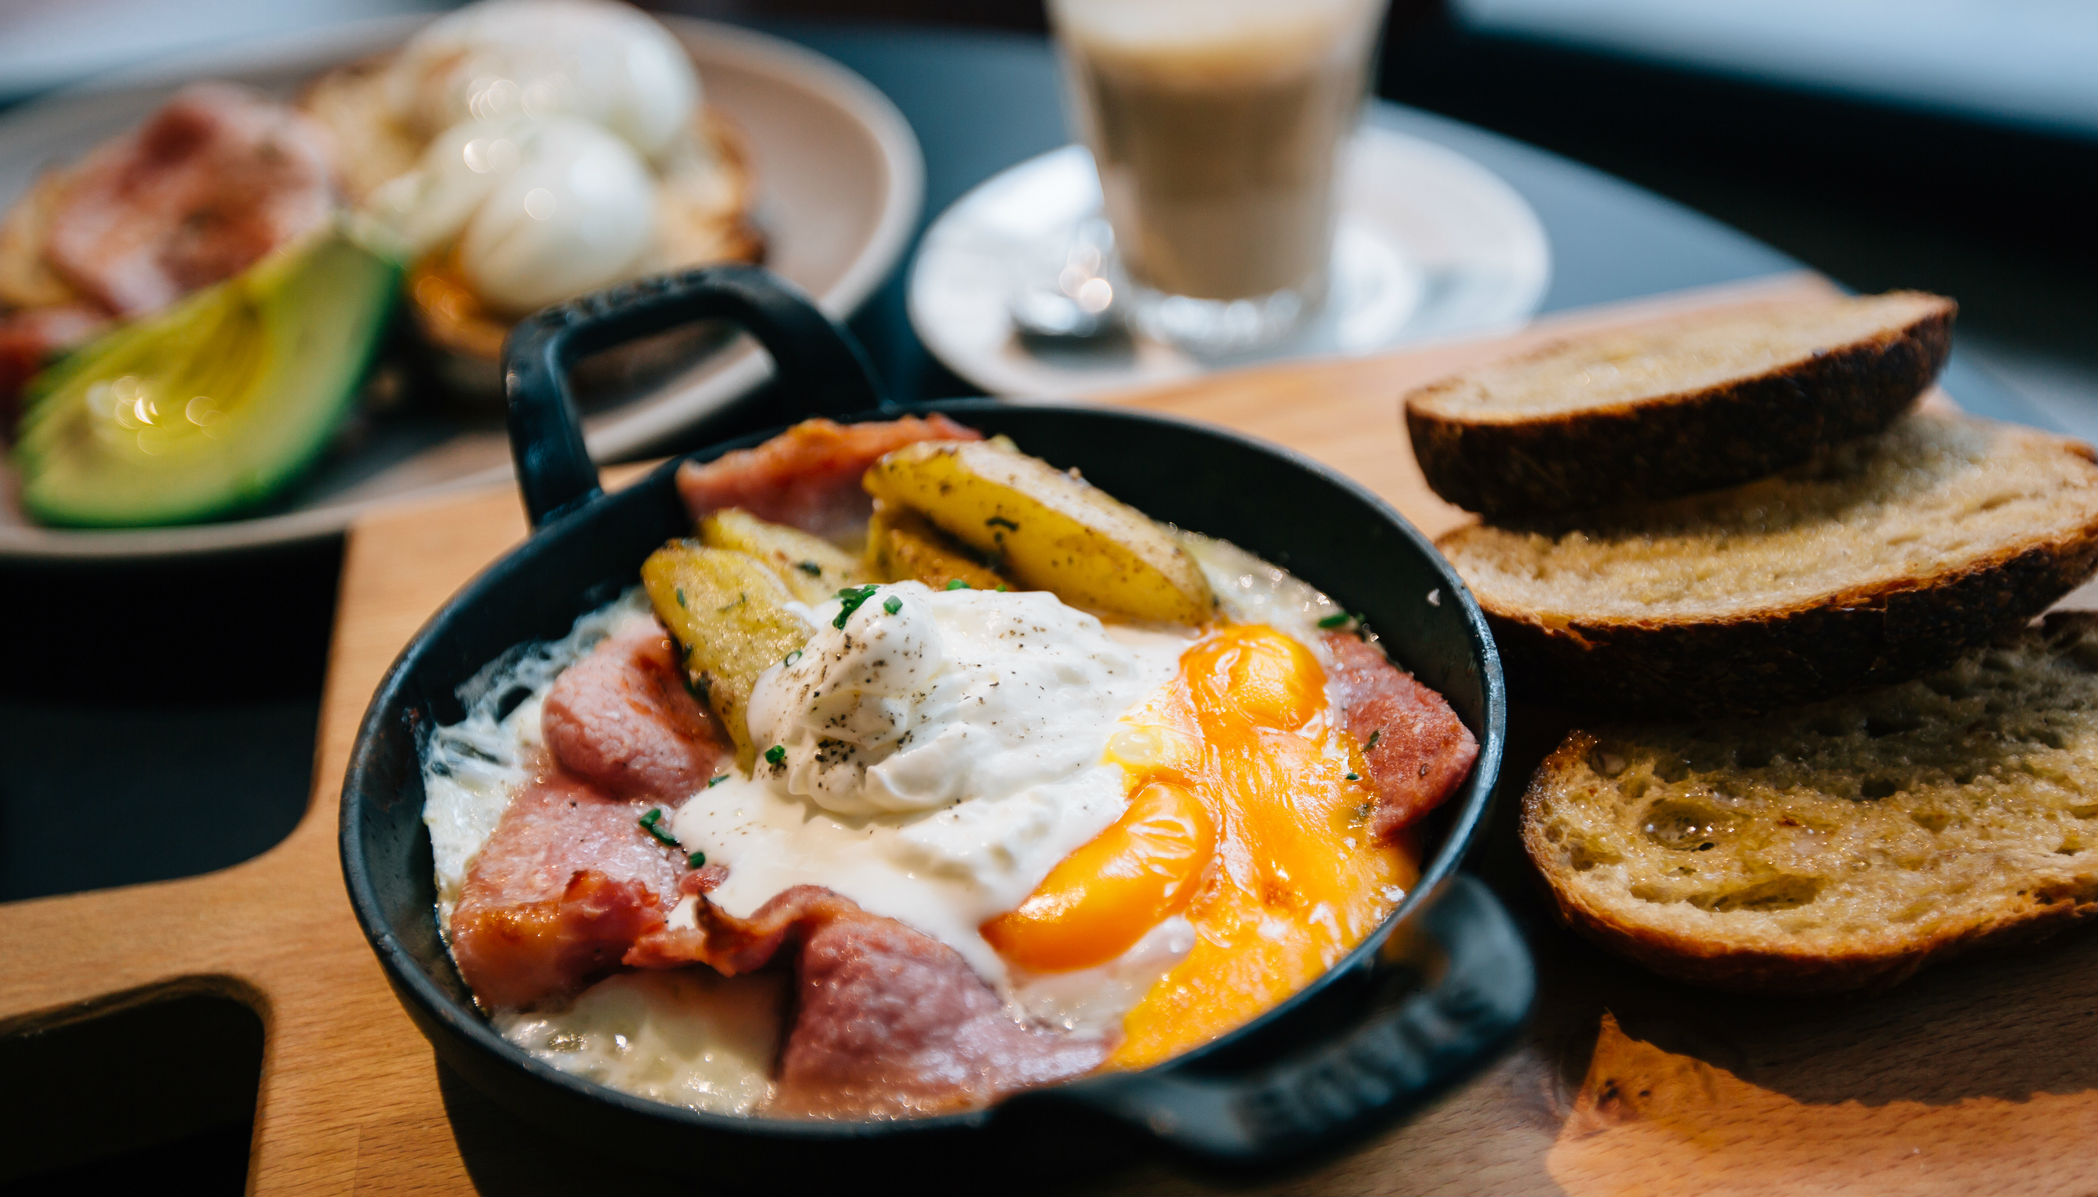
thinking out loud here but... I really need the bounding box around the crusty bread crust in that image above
[1523,711,2098,995]
[1474,507,2098,715]
[1406,293,1954,517]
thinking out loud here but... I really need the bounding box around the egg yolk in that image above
[984,624,1420,1071]
[983,779,1214,972]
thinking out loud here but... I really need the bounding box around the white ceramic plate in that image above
[0,16,921,560]
[908,122,1549,400]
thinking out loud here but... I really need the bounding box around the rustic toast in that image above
[1437,411,2098,715]
[1406,291,1954,516]
[1521,614,2098,992]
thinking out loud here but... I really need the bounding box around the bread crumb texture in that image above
[1412,291,1948,423]
[1449,413,2098,621]
[1525,616,2098,965]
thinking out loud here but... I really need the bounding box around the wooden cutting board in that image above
[4,271,2094,1195]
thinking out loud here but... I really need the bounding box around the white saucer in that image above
[908,124,1551,400]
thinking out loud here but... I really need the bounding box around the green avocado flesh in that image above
[11,228,399,527]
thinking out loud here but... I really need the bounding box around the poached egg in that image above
[673,581,1193,986]
[360,0,707,314]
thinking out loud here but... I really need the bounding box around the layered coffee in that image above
[1051,0,1384,305]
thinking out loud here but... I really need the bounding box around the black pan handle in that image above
[503,265,885,529]
[1053,873,1532,1164]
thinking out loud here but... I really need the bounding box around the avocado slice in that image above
[11,228,400,527]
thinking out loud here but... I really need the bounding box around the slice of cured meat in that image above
[627,885,1111,1118]
[1322,630,1478,841]
[449,770,692,1009]
[675,415,983,541]
[542,624,728,799]
[42,82,335,317]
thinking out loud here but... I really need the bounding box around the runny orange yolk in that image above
[981,624,1420,1070]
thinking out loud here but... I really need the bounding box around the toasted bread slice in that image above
[1438,412,2098,714]
[1406,291,1954,516]
[1522,614,2098,992]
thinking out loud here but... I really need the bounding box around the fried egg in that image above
[423,537,1420,1110]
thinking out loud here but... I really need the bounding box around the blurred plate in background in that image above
[0,15,922,561]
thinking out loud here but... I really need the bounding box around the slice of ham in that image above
[676,415,983,541]
[452,625,730,1009]
[43,82,335,317]
[1322,630,1478,841]
[542,625,728,799]
[449,771,692,1010]
[627,886,1111,1118]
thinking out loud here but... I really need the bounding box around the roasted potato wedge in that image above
[866,500,1010,591]
[863,441,1215,624]
[641,541,810,766]
[698,507,863,605]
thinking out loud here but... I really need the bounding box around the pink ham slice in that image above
[451,625,730,1008]
[448,771,691,1010]
[626,886,1111,1118]
[675,415,983,541]
[43,82,335,317]
[1321,630,1478,841]
[542,625,728,799]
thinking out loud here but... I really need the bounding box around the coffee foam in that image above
[1052,0,1382,83]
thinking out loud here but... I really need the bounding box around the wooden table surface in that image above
[3,272,2094,1195]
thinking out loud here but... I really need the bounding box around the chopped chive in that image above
[796,560,823,576]
[945,579,971,591]
[882,595,903,615]
[708,774,729,787]
[765,744,787,766]
[996,585,1009,592]
[639,808,679,846]
[1345,772,1361,782]
[986,516,1020,532]
[784,649,803,666]
[688,850,708,868]
[833,584,881,628]
[1317,611,1352,629]
[1365,728,1382,751]
[674,588,687,609]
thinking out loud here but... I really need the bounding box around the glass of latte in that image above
[1048,0,1389,353]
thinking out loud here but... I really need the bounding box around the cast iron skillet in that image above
[340,266,1533,1180]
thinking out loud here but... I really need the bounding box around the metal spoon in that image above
[1009,217,1127,344]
